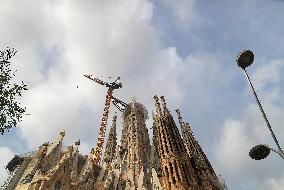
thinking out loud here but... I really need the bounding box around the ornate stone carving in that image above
[3,98,224,190]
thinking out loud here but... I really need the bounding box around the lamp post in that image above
[236,50,284,160]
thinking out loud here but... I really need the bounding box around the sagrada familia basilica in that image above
[1,95,227,190]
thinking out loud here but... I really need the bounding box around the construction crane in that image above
[112,96,128,112]
[84,74,122,165]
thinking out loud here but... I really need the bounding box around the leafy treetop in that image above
[0,48,28,134]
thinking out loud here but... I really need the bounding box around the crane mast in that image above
[84,75,122,165]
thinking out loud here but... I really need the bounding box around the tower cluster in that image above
[2,96,225,190]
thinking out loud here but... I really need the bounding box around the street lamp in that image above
[249,144,284,160]
[236,50,284,160]
[249,144,270,160]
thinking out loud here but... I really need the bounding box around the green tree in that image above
[0,48,28,134]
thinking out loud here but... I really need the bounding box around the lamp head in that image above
[236,50,254,69]
[249,144,270,160]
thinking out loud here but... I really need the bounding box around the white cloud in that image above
[0,1,231,174]
[0,147,15,186]
[216,119,254,175]
[252,60,283,91]
[162,0,196,27]
[263,173,284,190]
[0,0,159,149]
[0,0,200,153]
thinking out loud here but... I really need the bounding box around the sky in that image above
[1,0,284,189]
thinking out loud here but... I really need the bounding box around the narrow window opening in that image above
[169,163,176,184]
[54,181,61,190]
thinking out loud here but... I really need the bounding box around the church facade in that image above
[1,96,226,190]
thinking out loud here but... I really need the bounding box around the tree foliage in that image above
[0,48,28,134]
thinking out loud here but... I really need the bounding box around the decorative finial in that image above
[185,122,193,134]
[131,97,137,110]
[176,109,186,130]
[160,96,166,103]
[153,95,162,115]
[60,130,65,137]
[113,114,117,122]
[131,97,137,102]
[91,148,95,154]
[175,109,182,119]
[160,96,170,115]
[160,96,166,106]
[75,139,80,146]
[153,95,158,100]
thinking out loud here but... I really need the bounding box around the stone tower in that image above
[120,99,152,189]
[176,109,222,190]
[2,131,88,190]
[1,96,225,190]
[103,115,118,164]
[153,96,199,190]
[95,115,118,189]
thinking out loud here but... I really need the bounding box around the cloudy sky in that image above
[1,0,284,189]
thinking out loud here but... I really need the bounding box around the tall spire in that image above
[153,96,198,190]
[78,148,96,184]
[160,96,170,116]
[96,115,118,188]
[184,122,216,175]
[176,109,221,189]
[103,114,117,164]
[120,99,151,189]
[71,139,80,185]
[176,109,185,130]
[151,113,162,178]
[176,109,196,158]
[154,95,162,117]
[45,130,65,159]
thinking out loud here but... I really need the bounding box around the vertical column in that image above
[164,165,171,190]
[161,97,183,155]
[172,161,180,187]
[175,161,186,185]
